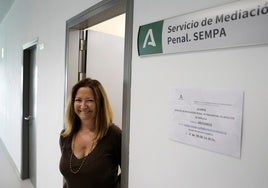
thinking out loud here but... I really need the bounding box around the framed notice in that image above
[169,88,244,158]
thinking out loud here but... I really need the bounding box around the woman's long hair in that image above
[61,78,113,142]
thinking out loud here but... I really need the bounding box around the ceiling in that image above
[87,14,125,38]
[0,0,15,23]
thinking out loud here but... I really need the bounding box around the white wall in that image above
[129,0,268,188]
[0,0,101,187]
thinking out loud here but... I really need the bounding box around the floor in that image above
[0,139,34,188]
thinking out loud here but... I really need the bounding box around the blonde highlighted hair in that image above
[61,78,113,142]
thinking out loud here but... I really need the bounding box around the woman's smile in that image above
[74,87,96,121]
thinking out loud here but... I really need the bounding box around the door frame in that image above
[21,38,38,183]
[64,0,133,187]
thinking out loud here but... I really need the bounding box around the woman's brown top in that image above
[59,124,121,188]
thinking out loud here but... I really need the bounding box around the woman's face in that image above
[74,87,96,122]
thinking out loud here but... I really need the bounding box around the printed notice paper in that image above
[169,88,244,158]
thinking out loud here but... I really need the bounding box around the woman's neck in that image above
[80,120,96,133]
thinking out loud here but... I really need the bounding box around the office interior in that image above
[0,0,267,188]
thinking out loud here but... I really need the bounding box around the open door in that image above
[64,0,133,187]
[21,40,38,188]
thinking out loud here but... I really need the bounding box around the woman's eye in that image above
[75,99,82,103]
[74,99,94,103]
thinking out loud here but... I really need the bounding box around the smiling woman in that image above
[59,78,121,188]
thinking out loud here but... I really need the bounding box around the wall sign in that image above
[138,0,268,56]
[169,88,244,158]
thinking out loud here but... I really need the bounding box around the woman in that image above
[59,78,121,188]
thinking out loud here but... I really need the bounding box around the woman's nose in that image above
[80,101,88,108]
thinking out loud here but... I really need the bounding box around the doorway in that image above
[21,39,38,188]
[64,0,133,187]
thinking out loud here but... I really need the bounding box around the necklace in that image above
[69,134,95,174]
